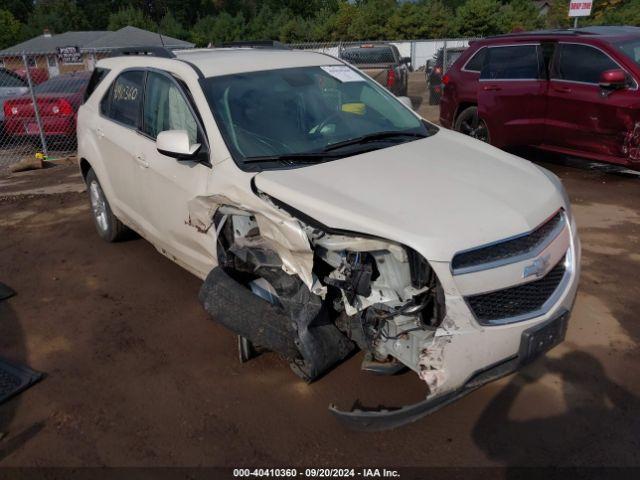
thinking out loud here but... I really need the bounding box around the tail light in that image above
[4,102,16,117]
[442,74,451,86]
[52,99,73,115]
[386,68,396,89]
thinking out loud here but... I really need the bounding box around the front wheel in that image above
[454,106,490,143]
[86,169,129,242]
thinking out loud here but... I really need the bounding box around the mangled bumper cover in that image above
[330,310,570,431]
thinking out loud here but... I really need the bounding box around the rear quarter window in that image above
[101,70,145,128]
[84,67,110,102]
[463,48,486,72]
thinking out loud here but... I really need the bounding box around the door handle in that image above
[553,86,572,93]
[482,85,502,91]
[135,153,149,168]
[95,128,104,138]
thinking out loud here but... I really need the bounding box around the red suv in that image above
[439,26,640,169]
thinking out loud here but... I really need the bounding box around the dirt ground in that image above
[1,73,640,469]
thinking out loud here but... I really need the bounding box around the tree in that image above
[453,0,503,37]
[545,0,571,28]
[590,0,640,25]
[108,6,156,31]
[0,9,24,49]
[159,11,186,39]
[246,4,287,40]
[386,1,454,40]
[348,0,397,40]
[0,0,33,23]
[25,0,89,36]
[191,12,246,46]
[499,0,544,33]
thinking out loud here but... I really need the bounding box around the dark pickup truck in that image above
[339,43,410,96]
[426,46,467,105]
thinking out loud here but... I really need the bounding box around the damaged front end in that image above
[196,191,449,428]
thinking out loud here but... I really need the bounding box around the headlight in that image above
[537,166,572,219]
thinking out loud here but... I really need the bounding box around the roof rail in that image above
[220,40,290,50]
[110,46,176,58]
[485,26,640,39]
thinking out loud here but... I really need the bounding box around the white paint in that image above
[569,0,593,17]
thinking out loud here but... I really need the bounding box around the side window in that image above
[463,48,486,72]
[104,70,145,128]
[552,44,618,84]
[84,67,110,103]
[0,70,26,87]
[480,45,540,80]
[142,72,198,143]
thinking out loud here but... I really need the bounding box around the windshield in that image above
[202,65,433,169]
[614,38,640,66]
[341,47,395,64]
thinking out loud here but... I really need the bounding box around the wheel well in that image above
[454,102,477,125]
[79,158,91,182]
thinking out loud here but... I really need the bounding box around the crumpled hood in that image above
[254,129,564,261]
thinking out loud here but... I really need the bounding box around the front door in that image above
[477,44,548,149]
[544,42,639,165]
[135,70,215,277]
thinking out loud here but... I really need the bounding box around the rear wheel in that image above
[454,106,490,143]
[86,169,129,242]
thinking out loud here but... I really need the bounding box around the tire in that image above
[85,168,129,242]
[454,106,490,143]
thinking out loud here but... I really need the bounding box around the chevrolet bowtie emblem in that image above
[523,255,550,279]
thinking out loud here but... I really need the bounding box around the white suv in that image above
[77,46,580,430]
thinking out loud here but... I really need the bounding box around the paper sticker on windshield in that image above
[321,66,364,83]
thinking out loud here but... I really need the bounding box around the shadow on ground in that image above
[0,301,44,461]
[473,350,640,470]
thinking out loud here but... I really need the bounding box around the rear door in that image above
[545,42,638,163]
[96,69,147,229]
[477,44,548,148]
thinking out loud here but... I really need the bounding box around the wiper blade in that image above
[244,152,342,164]
[323,131,428,152]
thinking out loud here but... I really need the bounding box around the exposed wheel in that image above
[85,168,129,242]
[454,106,489,142]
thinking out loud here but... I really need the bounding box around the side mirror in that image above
[156,130,201,160]
[599,69,627,90]
[397,96,413,110]
[401,56,411,65]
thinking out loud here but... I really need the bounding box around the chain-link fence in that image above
[0,49,112,171]
[288,38,480,104]
[0,40,479,172]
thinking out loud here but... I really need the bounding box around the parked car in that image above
[4,71,91,143]
[425,46,467,105]
[12,67,49,85]
[78,46,580,430]
[339,43,409,95]
[0,68,28,131]
[440,26,640,169]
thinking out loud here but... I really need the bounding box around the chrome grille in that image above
[452,211,565,274]
[466,256,566,324]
